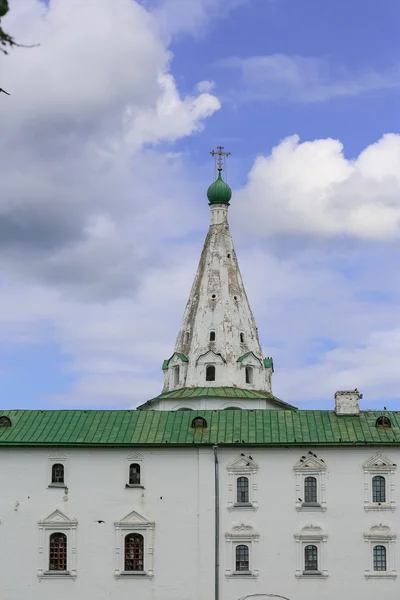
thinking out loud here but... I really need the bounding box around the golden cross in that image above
[210,146,231,171]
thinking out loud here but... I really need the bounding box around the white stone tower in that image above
[161,147,274,396]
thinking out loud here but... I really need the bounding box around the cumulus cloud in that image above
[233,134,400,240]
[216,54,400,102]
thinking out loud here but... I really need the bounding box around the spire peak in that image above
[207,146,232,206]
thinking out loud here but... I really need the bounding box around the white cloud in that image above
[216,54,400,102]
[233,133,400,240]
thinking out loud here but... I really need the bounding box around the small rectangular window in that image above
[210,331,216,342]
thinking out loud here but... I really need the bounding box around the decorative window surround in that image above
[294,454,327,511]
[38,510,77,580]
[48,451,67,488]
[227,455,258,510]
[114,510,154,578]
[294,525,328,578]
[125,452,144,489]
[364,524,397,579]
[363,452,397,512]
[225,524,259,578]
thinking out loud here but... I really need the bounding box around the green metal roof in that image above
[0,409,399,447]
[137,386,296,410]
[162,353,188,370]
[237,352,261,364]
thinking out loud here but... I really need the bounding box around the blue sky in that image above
[0,0,400,411]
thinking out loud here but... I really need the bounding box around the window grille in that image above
[129,463,141,485]
[235,544,249,571]
[49,533,67,571]
[236,476,249,503]
[376,416,391,428]
[304,545,318,571]
[125,533,144,571]
[373,545,387,571]
[51,463,64,484]
[304,476,317,503]
[372,475,386,503]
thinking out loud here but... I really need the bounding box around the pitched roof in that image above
[137,386,296,411]
[0,409,399,447]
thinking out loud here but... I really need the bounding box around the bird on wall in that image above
[0,88,10,95]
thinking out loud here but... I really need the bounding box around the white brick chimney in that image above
[334,389,362,415]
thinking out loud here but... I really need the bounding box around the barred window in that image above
[235,544,249,572]
[304,544,318,572]
[372,475,386,503]
[236,476,249,503]
[51,463,64,484]
[304,476,317,503]
[124,533,144,572]
[373,545,387,571]
[49,532,67,571]
[129,463,141,485]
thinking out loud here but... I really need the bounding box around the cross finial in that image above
[210,145,231,172]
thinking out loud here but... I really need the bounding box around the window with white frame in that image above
[227,455,258,510]
[363,452,397,511]
[225,524,259,578]
[48,451,67,488]
[37,510,77,579]
[364,524,397,579]
[294,453,327,511]
[294,525,328,578]
[125,451,144,488]
[114,510,154,578]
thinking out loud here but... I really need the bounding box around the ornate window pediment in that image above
[225,523,259,578]
[114,510,154,578]
[364,523,397,579]
[37,510,77,580]
[196,350,226,365]
[227,455,258,511]
[363,452,396,511]
[236,352,262,368]
[294,453,327,511]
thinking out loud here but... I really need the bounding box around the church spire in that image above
[162,147,274,395]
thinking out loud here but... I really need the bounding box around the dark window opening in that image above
[304,476,318,504]
[237,476,249,503]
[245,366,253,384]
[124,533,144,572]
[373,545,387,571]
[191,416,207,428]
[376,416,391,428]
[176,407,193,411]
[206,365,216,381]
[49,532,67,571]
[223,406,242,410]
[185,331,190,342]
[173,365,180,385]
[240,333,244,343]
[129,463,141,485]
[304,545,318,572]
[0,416,11,427]
[233,295,238,301]
[372,475,386,503]
[235,544,249,572]
[210,331,216,342]
[51,463,65,484]
[227,253,231,258]
[211,294,216,299]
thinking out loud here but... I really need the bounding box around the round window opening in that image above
[211,294,216,299]
[233,295,238,301]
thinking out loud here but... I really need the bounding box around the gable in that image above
[126,451,143,461]
[196,350,226,365]
[227,454,258,472]
[294,453,326,470]
[237,352,262,367]
[363,452,397,470]
[115,510,153,527]
[38,509,77,526]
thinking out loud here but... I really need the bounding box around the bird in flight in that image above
[0,88,10,95]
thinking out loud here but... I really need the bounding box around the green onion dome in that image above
[207,172,232,205]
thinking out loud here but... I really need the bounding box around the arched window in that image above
[304,476,317,503]
[124,533,144,572]
[129,463,141,485]
[304,544,318,572]
[376,416,391,428]
[206,365,215,381]
[0,416,11,427]
[176,407,193,411]
[49,532,67,571]
[210,331,216,342]
[372,475,386,503]
[235,544,249,572]
[245,366,253,384]
[240,332,244,343]
[236,476,249,504]
[191,416,207,428]
[373,545,387,571]
[51,463,64,484]
[173,365,180,386]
